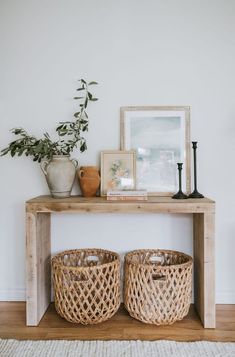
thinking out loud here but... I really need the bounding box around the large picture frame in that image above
[120,106,190,196]
[100,150,136,196]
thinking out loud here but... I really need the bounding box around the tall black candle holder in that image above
[172,163,188,199]
[188,141,204,199]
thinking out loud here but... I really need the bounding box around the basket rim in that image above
[52,248,120,270]
[124,249,193,268]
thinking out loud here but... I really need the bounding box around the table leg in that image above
[193,212,215,328]
[26,212,51,326]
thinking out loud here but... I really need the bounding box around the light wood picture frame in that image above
[100,150,136,196]
[120,106,191,196]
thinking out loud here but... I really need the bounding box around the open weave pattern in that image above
[52,249,121,325]
[1,340,235,357]
[124,249,193,325]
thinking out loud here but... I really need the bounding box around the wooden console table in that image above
[26,196,215,328]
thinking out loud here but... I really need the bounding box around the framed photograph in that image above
[100,150,136,196]
[120,106,190,196]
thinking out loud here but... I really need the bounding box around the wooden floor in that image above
[0,303,235,341]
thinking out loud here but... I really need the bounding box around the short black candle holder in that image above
[188,141,204,199]
[172,163,188,199]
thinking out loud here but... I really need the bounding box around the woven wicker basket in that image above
[52,248,121,325]
[124,249,193,325]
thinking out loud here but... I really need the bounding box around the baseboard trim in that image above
[216,293,235,304]
[0,289,25,301]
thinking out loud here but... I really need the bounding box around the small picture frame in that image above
[100,150,136,196]
[120,106,191,196]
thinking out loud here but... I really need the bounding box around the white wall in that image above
[0,0,235,303]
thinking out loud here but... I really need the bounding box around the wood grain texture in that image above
[193,214,204,322]
[0,303,234,341]
[193,213,215,328]
[204,213,215,328]
[26,195,215,214]
[26,212,51,326]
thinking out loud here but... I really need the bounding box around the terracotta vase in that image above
[78,166,101,197]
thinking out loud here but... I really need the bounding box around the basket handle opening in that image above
[149,255,163,264]
[152,274,167,283]
[85,255,100,265]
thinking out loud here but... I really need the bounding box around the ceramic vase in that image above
[41,155,78,198]
[78,166,100,197]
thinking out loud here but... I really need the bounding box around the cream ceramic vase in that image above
[41,155,78,198]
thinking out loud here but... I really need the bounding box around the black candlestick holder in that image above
[172,163,188,199]
[188,141,204,198]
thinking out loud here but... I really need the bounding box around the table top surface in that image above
[27,195,215,204]
[26,195,215,214]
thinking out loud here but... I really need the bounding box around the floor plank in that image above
[0,303,235,341]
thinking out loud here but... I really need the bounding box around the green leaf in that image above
[56,125,63,131]
[12,128,23,135]
[88,92,92,100]
[35,143,43,153]
[80,141,87,152]
[0,148,8,156]
[73,97,83,100]
[44,132,51,140]
[80,79,86,84]
[91,98,98,101]
[76,87,85,91]
[88,81,98,85]
[59,127,68,133]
